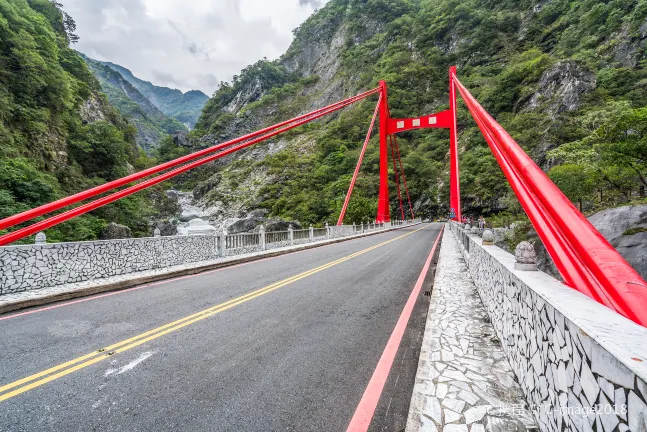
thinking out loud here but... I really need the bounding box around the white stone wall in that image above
[329,225,355,239]
[0,235,218,295]
[0,221,420,297]
[450,224,647,432]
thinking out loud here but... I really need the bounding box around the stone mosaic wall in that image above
[1,220,420,296]
[0,236,218,295]
[450,225,647,432]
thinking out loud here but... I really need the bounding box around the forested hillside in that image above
[175,0,647,226]
[104,63,209,129]
[0,0,176,242]
[82,55,187,153]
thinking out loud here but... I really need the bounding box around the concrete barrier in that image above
[0,220,420,296]
[450,222,647,432]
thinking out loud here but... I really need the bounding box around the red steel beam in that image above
[449,66,462,222]
[392,136,414,219]
[453,74,647,326]
[389,135,406,220]
[386,109,452,135]
[0,90,379,246]
[337,94,382,225]
[0,87,379,231]
[463,91,607,305]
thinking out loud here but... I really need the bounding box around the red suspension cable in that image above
[0,87,380,232]
[336,94,382,225]
[389,135,405,220]
[453,74,647,326]
[1,90,379,245]
[393,136,414,218]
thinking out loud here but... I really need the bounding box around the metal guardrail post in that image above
[325,222,330,240]
[35,232,46,245]
[259,225,266,251]
[288,225,294,246]
[309,225,314,242]
[219,229,227,257]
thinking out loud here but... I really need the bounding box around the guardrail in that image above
[452,72,647,327]
[0,219,421,295]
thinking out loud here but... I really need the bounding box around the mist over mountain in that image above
[82,55,188,153]
[165,0,647,228]
[103,62,209,130]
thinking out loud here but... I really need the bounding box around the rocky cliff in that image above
[82,55,187,153]
[104,63,209,129]
[165,0,647,231]
[0,0,177,243]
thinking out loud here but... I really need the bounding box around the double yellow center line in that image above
[0,225,428,402]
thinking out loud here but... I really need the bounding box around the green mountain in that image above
[81,55,187,153]
[172,0,647,225]
[0,0,177,243]
[103,62,209,129]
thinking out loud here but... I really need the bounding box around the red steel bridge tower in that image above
[1,67,647,326]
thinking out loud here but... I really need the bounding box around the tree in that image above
[548,164,598,211]
[51,1,79,43]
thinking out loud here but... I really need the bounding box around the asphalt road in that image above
[0,223,442,432]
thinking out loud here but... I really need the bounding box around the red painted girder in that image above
[453,74,647,327]
[336,94,382,226]
[0,89,378,246]
[0,87,379,232]
[392,136,414,219]
[389,135,405,220]
[386,109,452,135]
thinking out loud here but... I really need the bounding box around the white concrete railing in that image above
[449,222,647,432]
[0,219,421,295]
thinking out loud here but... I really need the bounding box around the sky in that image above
[63,0,329,95]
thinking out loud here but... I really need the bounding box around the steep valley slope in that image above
[168,0,647,230]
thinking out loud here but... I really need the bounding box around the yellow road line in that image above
[0,224,429,402]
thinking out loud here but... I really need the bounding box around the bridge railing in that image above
[0,221,419,296]
[452,73,647,326]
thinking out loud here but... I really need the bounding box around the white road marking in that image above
[105,351,155,377]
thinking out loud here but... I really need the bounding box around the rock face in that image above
[526,61,596,114]
[588,204,647,241]
[100,223,132,240]
[611,232,647,279]
[154,222,178,237]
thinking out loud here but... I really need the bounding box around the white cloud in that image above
[62,0,329,95]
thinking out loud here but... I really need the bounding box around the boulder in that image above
[611,231,647,280]
[100,223,132,240]
[260,220,302,232]
[588,204,647,241]
[227,218,261,234]
[171,131,190,147]
[155,222,177,237]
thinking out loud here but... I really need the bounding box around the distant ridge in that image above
[103,62,209,129]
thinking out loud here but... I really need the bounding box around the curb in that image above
[0,223,421,316]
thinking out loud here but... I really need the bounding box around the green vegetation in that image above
[82,55,187,153]
[187,0,647,225]
[623,227,647,235]
[0,0,176,243]
[104,62,209,129]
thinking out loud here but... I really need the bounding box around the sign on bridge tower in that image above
[374,68,462,222]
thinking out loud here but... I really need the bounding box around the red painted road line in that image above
[0,228,409,322]
[346,226,444,432]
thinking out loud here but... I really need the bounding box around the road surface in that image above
[0,224,442,431]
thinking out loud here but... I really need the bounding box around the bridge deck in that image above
[407,227,538,431]
[0,224,441,431]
